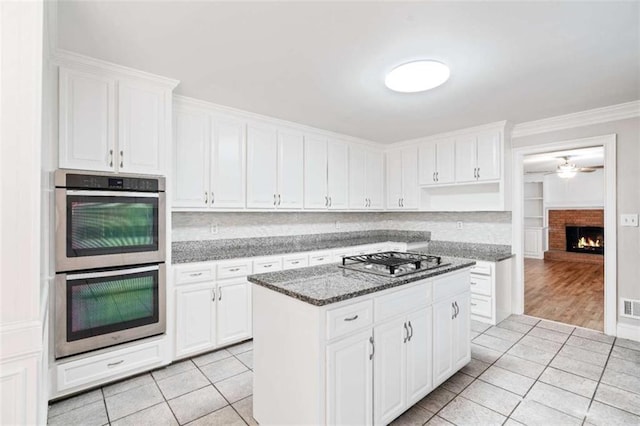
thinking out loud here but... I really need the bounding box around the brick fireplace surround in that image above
[545,209,605,264]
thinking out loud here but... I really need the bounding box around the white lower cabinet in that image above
[469,258,513,325]
[433,290,471,387]
[216,278,252,346]
[326,330,374,426]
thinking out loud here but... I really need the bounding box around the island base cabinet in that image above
[433,291,471,387]
[406,307,433,406]
[327,330,374,426]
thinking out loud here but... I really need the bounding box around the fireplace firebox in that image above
[565,226,604,255]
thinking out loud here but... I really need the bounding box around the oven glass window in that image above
[67,195,158,257]
[67,269,159,341]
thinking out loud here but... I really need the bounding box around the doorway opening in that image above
[512,135,616,335]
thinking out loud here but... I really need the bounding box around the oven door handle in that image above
[66,190,160,198]
[65,264,160,280]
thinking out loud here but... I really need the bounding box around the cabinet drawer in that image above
[217,260,252,279]
[282,254,309,270]
[470,295,492,318]
[309,251,333,266]
[374,282,430,322]
[470,262,492,276]
[326,300,373,340]
[56,339,165,392]
[470,274,492,296]
[253,257,283,273]
[175,264,215,285]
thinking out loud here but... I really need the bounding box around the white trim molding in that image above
[617,322,640,343]
[387,120,511,150]
[512,100,640,138]
[52,48,180,89]
[511,134,617,336]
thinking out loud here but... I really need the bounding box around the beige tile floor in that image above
[48,316,640,425]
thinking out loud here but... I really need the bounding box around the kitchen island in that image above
[248,255,475,425]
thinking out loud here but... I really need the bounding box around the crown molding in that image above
[51,48,180,89]
[512,100,640,139]
[385,120,510,150]
[174,94,382,149]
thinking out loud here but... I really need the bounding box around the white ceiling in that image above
[523,146,604,173]
[56,1,640,144]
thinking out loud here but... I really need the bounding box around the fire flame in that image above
[577,237,601,248]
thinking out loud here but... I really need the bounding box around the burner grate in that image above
[341,251,444,276]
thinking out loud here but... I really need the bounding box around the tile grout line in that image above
[581,336,617,426]
[148,368,182,426]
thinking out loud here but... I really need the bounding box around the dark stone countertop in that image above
[171,230,431,264]
[247,255,475,306]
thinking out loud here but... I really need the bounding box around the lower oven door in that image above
[55,264,166,359]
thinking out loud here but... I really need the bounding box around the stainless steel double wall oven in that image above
[54,170,166,358]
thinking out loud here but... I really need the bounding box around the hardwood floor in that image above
[524,258,604,331]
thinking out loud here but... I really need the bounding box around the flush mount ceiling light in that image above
[385,60,450,93]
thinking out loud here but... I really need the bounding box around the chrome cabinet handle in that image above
[325,196,328,207]
[263,264,273,268]
[107,360,124,368]
[369,336,375,360]
[471,281,477,286]
[316,257,324,261]
[218,288,222,301]
[211,288,216,301]
[119,150,124,168]
[291,261,300,265]
[408,321,413,341]
[401,198,404,207]
[344,315,358,322]
[452,302,455,320]
[403,322,409,343]
[433,172,436,182]
[273,194,277,206]
[471,302,477,307]
[436,172,439,182]
[477,168,480,179]
[190,272,203,277]
[211,192,214,205]
[109,149,114,167]
[204,192,208,205]
[278,194,281,205]
[229,268,240,272]
[365,198,368,207]
[454,301,459,318]
[329,196,332,207]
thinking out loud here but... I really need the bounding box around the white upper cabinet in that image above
[419,139,455,185]
[349,145,384,209]
[211,116,245,208]
[247,124,304,209]
[386,147,418,209]
[173,109,210,208]
[327,140,349,209]
[58,58,177,175]
[173,106,245,209]
[277,130,304,209]
[59,68,116,172]
[455,131,501,183]
[117,81,166,174]
[304,136,329,209]
[247,123,279,208]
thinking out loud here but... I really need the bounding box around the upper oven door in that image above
[56,189,166,272]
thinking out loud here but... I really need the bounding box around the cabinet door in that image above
[386,150,403,210]
[304,136,328,209]
[211,117,245,208]
[59,68,116,172]
[326,330,373,426]
[401,147,419,209]
[175,283,216,357]
[348,145,367,209]
[366,150,385,209]
[327,140,349,209]
[453,292,471,370]
[246,123,278,208]
[216,279,252,346]
[524,228,542,258]
[436,141,456,184]
[432,298,455,386]
[118,81,165,175]
[418,141,438,185]
[476,131,501,181]
[373,318,406,425]
[173,109,210,208]
[454,135,477,183]
[277,130,304,209]
[406,307,433,406]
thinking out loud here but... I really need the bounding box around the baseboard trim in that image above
[617,322,640,342]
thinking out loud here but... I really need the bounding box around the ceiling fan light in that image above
[557,162,577,178]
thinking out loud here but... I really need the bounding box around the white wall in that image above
[512,117,640,331]
[172,211,512,245]
[544,168,604,208]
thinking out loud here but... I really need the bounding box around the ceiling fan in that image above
[526,156,603,178]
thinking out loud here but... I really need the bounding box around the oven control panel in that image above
[65,174,160,192]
